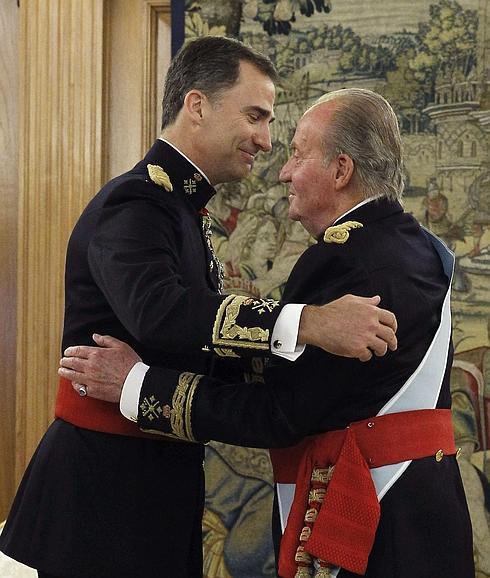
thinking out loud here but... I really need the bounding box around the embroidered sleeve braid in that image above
[212,295,280,356]
[140,372,202,442]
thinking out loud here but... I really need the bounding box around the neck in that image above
[310,192,365,236]
[160,128,195,162]
[160,124,202,166]
[160,126,215,184]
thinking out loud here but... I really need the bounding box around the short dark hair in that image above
[161,36,279,129]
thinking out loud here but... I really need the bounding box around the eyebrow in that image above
[244,106,276,123]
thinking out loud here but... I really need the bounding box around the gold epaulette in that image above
[323,221,363,244]
[147,164,173,192]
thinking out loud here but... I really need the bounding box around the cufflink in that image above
[273,339,282,350]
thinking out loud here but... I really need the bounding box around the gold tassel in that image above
[294,568,313,578]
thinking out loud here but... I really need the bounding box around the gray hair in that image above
[312,88,405,201]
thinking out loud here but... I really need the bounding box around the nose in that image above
[254,123,272,153]
[279,159,292,183]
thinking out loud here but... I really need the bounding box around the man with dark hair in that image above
[0,39,397,578]
[63,89,474,577]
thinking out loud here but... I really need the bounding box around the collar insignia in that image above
[147,164,173,192]
[323,221,363,244]
[184,179,197,195]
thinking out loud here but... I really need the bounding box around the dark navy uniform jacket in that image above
[138,198,474,578]
[0,140,281,578]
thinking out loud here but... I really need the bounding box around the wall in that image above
[0,0,171,521]
[0,0,19,522]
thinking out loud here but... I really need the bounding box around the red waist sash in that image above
[269,409,456,577]
[55,377,173,441]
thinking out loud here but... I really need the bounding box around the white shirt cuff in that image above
[271,303,306,361]
[120,361,150,422]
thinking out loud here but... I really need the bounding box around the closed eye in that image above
[243,106,275,124]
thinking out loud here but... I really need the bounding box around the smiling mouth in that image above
[239,149,256,164]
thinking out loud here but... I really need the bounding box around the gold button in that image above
[209,261,214,271]
[273,339,282,349]
[456,447,462,459]
[435,449,444,462]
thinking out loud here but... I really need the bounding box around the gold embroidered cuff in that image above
[140,372,202,442]
[212,294,279,354]
[169,372,201,442]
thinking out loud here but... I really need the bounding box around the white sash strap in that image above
[277,231,455,576]
[373,230,454,499]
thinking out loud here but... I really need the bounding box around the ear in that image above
[333,154,354,190]
[182,90,206,125]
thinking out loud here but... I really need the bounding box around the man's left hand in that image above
[58,334,141,403]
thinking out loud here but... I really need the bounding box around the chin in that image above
[242,163,253,175]
[224,172,245,184]
[288,206,301,222]
[230,164,251,182]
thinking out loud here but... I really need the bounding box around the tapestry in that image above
[182,1,490,575]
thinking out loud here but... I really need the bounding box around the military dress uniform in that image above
[133,198,474,578]
[0,140,283,578]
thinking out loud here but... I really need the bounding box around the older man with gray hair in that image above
[60,88,474,578]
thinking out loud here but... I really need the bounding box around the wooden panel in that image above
[106,0,171,179]
[16,0,106,481]
[0,0,19,521]
[106,0,145,178]
[142,0,172,150]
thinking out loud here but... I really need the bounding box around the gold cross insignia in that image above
[183,179,197,195]
[140,395,163,421]
[147,164,173,192]
[323,221,363,244]
[251,298,280,314]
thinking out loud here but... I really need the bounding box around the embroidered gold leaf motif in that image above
[212,295,279,351]
[221,296,269,342]
[215,347,240,358]
[323,221,363,244]
[169,372,202,442]
[147,164,173,192]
